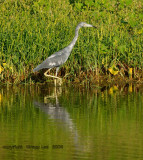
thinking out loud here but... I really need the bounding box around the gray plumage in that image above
[33,22,96,75]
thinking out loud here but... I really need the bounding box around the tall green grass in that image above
[0,0,143,83]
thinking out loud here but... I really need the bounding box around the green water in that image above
[0,84,143,160]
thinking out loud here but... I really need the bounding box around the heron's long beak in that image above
[84,24,95,28]
[87,24,97,28]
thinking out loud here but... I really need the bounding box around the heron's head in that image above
[79,22,96,28]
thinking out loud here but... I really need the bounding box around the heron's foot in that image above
[44,71,61,80]
[44,74,61,79]
[54,78,62,86]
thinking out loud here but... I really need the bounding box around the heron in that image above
[33,22,96,79]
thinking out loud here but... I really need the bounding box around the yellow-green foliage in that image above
[0,0,143,83]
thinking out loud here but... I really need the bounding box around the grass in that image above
[0,0,143,84]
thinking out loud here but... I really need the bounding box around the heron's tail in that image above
[33,64,43,72]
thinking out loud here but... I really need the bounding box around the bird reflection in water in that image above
[34,87,78,145]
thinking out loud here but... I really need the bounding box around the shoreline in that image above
[0,70,143,87]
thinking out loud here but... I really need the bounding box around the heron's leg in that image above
[56,67,60,77]
[54,79,57,87]
[44,68,52,76]
[44,67,61,79]
[56,67,62,85]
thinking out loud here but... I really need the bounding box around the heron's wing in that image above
[43,50,66,67]
[33,48,68,72]
[33,46,71,72]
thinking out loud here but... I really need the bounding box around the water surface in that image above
[0,84,143,160]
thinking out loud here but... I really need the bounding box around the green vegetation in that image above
[0,0,143,84]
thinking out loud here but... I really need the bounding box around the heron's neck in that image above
[69,26,80,50]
